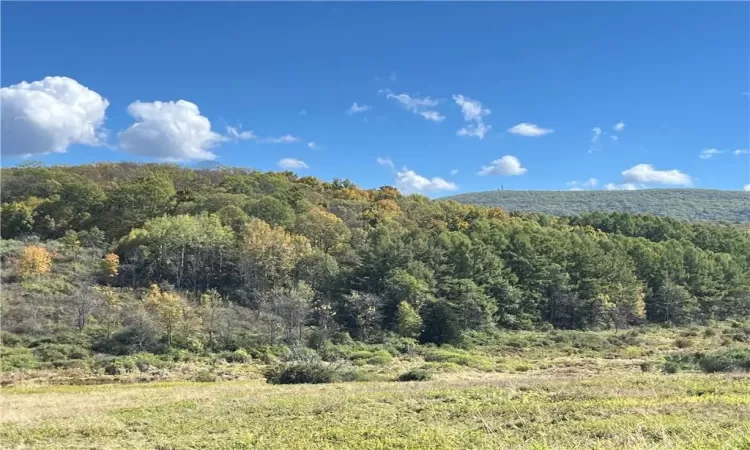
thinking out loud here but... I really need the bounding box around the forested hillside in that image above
[2,163,749,358]
[444,189,750,223]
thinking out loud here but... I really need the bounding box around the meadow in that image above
[2,325,749,450]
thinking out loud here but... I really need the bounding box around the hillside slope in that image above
[443,189,750,222]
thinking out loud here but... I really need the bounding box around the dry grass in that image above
[2,369,749,449]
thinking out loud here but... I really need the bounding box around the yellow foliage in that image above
[101,253,120,277]
[17,245,52,278]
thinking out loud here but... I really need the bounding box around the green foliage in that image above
[446,189,750,222]
[0,347,39,371]
[397,368,432,382]
[698,348,750,373]
[263,362,337,384]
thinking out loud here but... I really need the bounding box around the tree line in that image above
[2,163,749,350]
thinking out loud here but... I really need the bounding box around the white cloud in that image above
[347,102,371,115]
[395,168,457,193]
[613,122,625,132]
[567,178,599,189]
[478,155,527,176]
[507,123,553,137]
[699,148,723,159]
[226,126,256,141]
[733,149,749,155]
[621,164,692,186]
[569,187,585,191]
[591,127,602,144]
[457,122,491,139]
[744,184,750,191]
[262,134,302,144]
[307,141,323,150]
[384,90,443,122]
[277,158,309,170]
[610,135,619,142]
[419,111,446,122]
[453,94,490,122]
[453,94,491,140]
[1,76,109,156]
[605,183,640,191]
[119,100,224,161]
[377,157,395,169]
[450,169,459,175]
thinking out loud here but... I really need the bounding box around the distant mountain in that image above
[443,189,750,222]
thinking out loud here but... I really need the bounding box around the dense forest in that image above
[2,163,749,357]
[445,189,750,223]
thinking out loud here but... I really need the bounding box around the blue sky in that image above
[2,2,749,194]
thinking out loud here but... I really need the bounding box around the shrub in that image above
[225,348,250,363]
[698,348,750,373]
[0,331,25,347]
[674,338,693,349]
[703,328,718,338]
[194,370,219,382]
[264,362,336,385]
[33,344,90,362]
[640,361,656,372]
[0,347,39,371]
[397,369,432,382]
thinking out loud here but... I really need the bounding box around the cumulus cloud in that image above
[419,111,446,122]
[119,100,225,161]
[605,183,640,191]
[450,169,459,175]
[277,158,309,170]
[226,126,256,140]
[733,149,749,155]
[347,102,371,115]
[699,148,723,159]
[262,135,302,144]
[569,187,585,191]
[567,178,599,189]
[377,157,395,169]
[453,94,491,139]
[478,155,527,176]
[613,122,625,132]
[621,164,692,186]
[744,184,750,191]
[307,141,323,150]
[508,123,553,137]
[610,135,619,142]
[591,127,602,144]
[395,168,457,193]
[1,76,109,156]
[383,89,443,122]
[457,122,491,139]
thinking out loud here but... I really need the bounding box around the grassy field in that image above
[2,371,749,449]
[2,325,750,449]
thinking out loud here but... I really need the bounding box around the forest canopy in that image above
[1,163,749,354]
[444,189,750,223]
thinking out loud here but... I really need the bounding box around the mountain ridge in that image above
[443,188,750,222]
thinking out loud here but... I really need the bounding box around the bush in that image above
[703,328,718,338]
[698,348,750,373]
[674,338,693,349]
[0,346,39,371]
[0,331,26,347]
[397,369,432,382]
[264,362,336,385]
[33,343,90,362]
[225,348,250,364]
[640,361,657,372]
[194,370,219,382]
